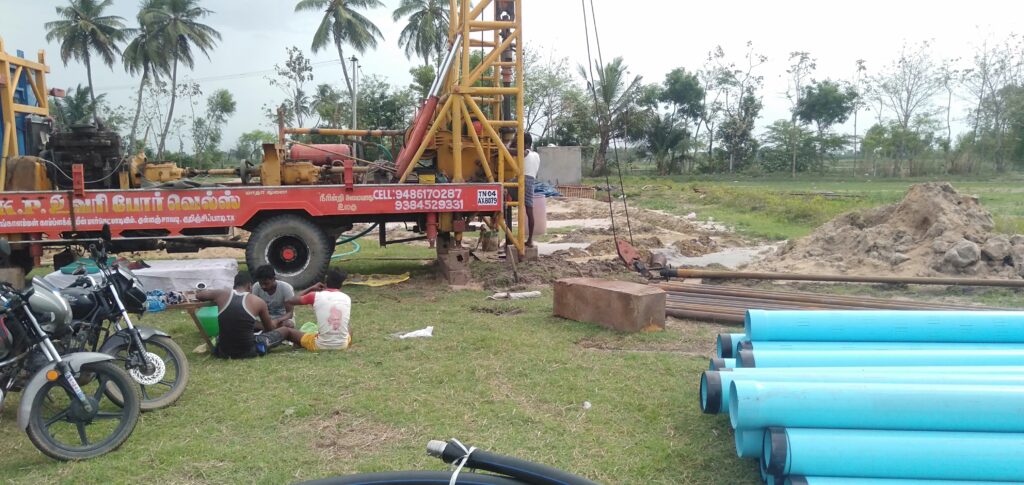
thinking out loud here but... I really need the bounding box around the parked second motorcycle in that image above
[0,240,141,460]
[54,226,189,411]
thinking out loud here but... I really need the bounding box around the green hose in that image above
[331,223,378,260]
[331,240,361,260]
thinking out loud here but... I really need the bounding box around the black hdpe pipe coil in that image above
[428,439,601,485]
[299,471,528,485]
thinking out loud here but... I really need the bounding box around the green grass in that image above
[598,174,1024,241]
[0,242,754,484]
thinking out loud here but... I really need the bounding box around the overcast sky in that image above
[2,0,1022,151]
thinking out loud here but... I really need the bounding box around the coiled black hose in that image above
[427,439,600,485]
[300,471,527,485]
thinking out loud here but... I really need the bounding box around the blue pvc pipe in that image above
[745,309,1024,343]
[700,370,1024,415]
[708,358,736,371]
[767,428,1024,481]
[729,380,1024,431]
[748,341,1024,352]
[724,366,1024,372]
[717,333,747,358]
[733,428,763,459]
[737,348,1024,368]
[787,478,1012,485]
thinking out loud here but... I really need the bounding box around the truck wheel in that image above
[246,215,333,289]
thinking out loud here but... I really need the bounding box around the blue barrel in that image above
[700,370,1024,415]
[745,309,1024,343]
[709,358,736,371]
[729,380,1024,431]
[717,333,747,358]
[737,348,1024,368]
[787,476,1011,485]
[767,428,1024,481]
[733,428,763,459]
[748,341,1024,352]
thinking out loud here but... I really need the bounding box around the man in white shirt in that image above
[521,133,541,247]
[285,269,352,351]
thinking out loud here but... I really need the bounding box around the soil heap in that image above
[753,182,1024,278]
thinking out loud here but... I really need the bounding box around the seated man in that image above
[286,269,352,351]
[251,265,296,330]
[197,272,303,358]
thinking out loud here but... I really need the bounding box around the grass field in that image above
[0,242,752,484]
[603,174,1024,240]
[4,173,1022,483]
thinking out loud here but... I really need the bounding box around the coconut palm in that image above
[123,1,169,152]
[44,0,127,125]
[295,0,384,98]
[579,57,644,175]
[392,0,448,67]
[141,0,221,158]
[51,84,106,129]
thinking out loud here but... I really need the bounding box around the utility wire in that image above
[94,59,343,92]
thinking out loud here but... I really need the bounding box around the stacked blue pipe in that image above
[698,309,1024,484]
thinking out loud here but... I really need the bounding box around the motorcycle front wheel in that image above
[26,361,140,461]
[106,335,189,411]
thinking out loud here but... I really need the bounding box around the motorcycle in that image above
[0,239,141,460]
[55,225,189,411]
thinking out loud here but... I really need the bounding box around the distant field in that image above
[593,174,1024,240]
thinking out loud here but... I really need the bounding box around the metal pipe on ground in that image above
[660,268,1024,288]
[657,283,1000,310]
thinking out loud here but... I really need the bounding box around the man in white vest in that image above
[286,269,352,351]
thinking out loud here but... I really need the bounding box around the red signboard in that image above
[0,183,503,238]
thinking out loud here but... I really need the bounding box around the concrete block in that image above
[442,269,472,286]
[0,268,25,289]
[523,246,539,261]
[537,146,583,186]
[553,277,665,332]
[437,249,471,273]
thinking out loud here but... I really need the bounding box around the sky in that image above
[2,0,1023,151]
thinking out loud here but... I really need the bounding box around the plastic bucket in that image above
[196,306,220,338]
[531,194,547,235]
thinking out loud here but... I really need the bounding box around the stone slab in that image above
[553,277,665,332]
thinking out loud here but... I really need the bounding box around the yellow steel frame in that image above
[0,36,50,192]
[399,0,525,254]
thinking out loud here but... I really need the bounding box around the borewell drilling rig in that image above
[0,0,526,288]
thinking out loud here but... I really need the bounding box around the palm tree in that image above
[392,0,448,67]
[51,84,106,129]
[44,0,127,125]
[295,0,384,98]
[141,0,220,158]
[579,57,643,175]
[123,0,169,152]
[311,83,344,127]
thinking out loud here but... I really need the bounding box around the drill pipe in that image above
[661,268,1024,288]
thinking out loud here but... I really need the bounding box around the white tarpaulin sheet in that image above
[44,259,238,292]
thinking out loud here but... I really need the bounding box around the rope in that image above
[447,438,477,485]
[579,0,618,244]
[587,0,634,245]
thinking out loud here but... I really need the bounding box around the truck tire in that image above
[246,215,332,289]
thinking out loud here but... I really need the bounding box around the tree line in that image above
[42,0,446,168]
[44,0,1024,177]
[531,38,1024,177]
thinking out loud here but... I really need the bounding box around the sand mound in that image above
[754,182,1024,278]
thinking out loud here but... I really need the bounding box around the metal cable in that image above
[579,0,618,243]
